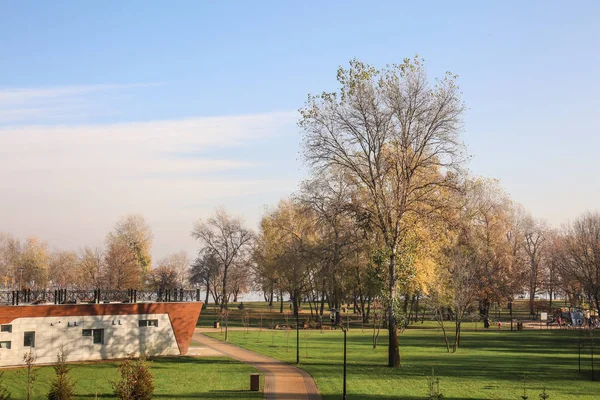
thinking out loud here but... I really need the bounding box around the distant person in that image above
[497,321,502,329]
[557,316,562,329]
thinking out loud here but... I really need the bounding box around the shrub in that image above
[47,345,75,400]
[112,354,154,400]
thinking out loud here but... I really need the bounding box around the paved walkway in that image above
[192,328,321,400]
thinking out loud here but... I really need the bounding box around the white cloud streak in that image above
[0,111,299,258]
[0,83,162,123]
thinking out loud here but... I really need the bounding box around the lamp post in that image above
[340,318,348,400]
[296,296,300,365]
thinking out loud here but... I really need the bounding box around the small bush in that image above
[47,345,75,400]
[112,354,154,400]
[428,368,444,400]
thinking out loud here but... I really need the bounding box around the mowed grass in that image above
[206,325,599,400]
[1,356,262,399]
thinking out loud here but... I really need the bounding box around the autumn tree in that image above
[258,199,318,320]
[252,233,280,308]
[78,247,105,289]
[0,232,19,288]
[104,239,141,290]
[18,237,50,289]
[299,57,466,367]
[49,250,79,289]
[107,215,153,278]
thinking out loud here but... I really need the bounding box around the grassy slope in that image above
[1,356,262,400]
[206,324,598,400]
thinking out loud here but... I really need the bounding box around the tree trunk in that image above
[388,251,400,368]
[221,267,228,311]
[269,285,274,307]
[279,289,284,313]
[529,288,536,316]
[204,286,210,306]
[414,293,420,323]
[453,320,461,352]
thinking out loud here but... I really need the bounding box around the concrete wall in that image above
[0,312,179,366]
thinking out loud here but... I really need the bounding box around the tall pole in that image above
[296,296,300,365]
[342,324,347,400]
[579,329,582,373]
[592,331,595,381]
[225,296,229,342]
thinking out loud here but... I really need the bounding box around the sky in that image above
[0,1,599,262]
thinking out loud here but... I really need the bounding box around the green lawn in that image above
[206,325,599,400]
[1,356,262,399]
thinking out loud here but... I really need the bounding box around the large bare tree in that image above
[299,57,465,367]
[554,212,600,315]
[521,215,548,315]
[191,208,253,340]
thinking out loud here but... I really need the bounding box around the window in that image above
[92,329,104,344]
[139,319,158,327]
[0,341,10,349]
[24,331,35,347]
[0,325,11,333]
[83,329,103,344]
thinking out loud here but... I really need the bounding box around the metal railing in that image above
[0,288,202,306]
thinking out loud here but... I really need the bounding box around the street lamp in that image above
[341,320,348,400]
[330,307,347,400]
[295,297,300,365]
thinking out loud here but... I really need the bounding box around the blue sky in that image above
[0,1,598,259]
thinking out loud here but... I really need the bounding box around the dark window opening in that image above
[92,329,104,344]
[24,331,35,347]
[0,325,11,333]
[139,319,158,327]
[0,341,10,349]
[82,329,92,336]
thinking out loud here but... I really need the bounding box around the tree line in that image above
[0,214,189,291]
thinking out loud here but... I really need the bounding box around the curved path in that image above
[192,328,321,400]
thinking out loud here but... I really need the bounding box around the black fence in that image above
[0,288,202,306]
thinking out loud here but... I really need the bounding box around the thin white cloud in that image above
[0,111,300,258]
[0,83,162,123]
[0,83,160,106]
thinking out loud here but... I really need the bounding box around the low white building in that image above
[0,302,202,367]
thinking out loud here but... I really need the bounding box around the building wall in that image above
[0,302,202,367]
